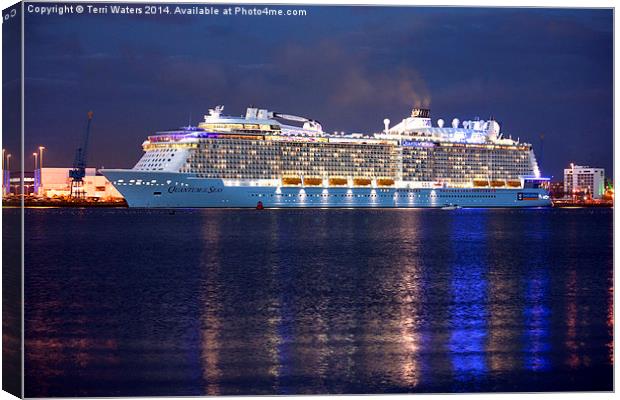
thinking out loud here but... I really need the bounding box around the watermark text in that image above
[25,3,308,17]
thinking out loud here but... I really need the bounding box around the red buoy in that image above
[256,201,264,210]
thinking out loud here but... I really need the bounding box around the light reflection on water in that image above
[22,207,613,397]
[523,274,551,371]
[200,220,222,396]
[523,217,552,373]
[448,212,488,385]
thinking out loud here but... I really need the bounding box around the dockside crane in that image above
[69,111,94,198]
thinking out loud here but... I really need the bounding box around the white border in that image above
[0,1,616,400]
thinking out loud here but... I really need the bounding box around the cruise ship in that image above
[100,106,551,208]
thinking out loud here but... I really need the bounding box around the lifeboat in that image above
[282,177,302,185]
[328,177,348,186]
[473,180,489,187]
[507,180,522,188]
[303,177,323,186]
[353,178,372,186]
[490,180,506,187]
[377,178,395,187]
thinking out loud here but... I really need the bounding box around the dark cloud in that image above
[20,5,613,180]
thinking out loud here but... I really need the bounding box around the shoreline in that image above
[3,199,128,208]
[2,199,612,209]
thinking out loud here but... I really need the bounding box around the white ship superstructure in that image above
[101,105,551,208]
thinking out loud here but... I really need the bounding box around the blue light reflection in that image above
[448,210,489,382]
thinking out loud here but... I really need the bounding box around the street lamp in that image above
[39,146,45,191]
[2,149,6,196]
[38,146,45,169]
[5,154,11,196]
[33,152,39,196]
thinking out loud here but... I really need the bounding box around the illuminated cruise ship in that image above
[100,105,551,208]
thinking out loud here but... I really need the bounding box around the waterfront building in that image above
[2,170,9,196]
[37,167,122,199]
[549,181,565,199]
[563,164,605,199]
[7,171,36,195]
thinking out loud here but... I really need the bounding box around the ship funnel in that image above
[411,108,430,118]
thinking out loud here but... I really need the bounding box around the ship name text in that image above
[168,186,223,194]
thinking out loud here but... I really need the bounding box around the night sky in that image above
[14,4,614,180]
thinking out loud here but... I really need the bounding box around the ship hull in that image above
[100,170,552,208]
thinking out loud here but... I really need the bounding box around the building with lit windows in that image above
[101,105,551,208]
[564,164,605,199]
[36,167,122,199]
[6,172,36,195]
[549,181,565,198]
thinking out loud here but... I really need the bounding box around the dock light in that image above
[38,146,45,173]
[32,153,38,170]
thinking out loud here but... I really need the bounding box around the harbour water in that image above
[21,207,613,396]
